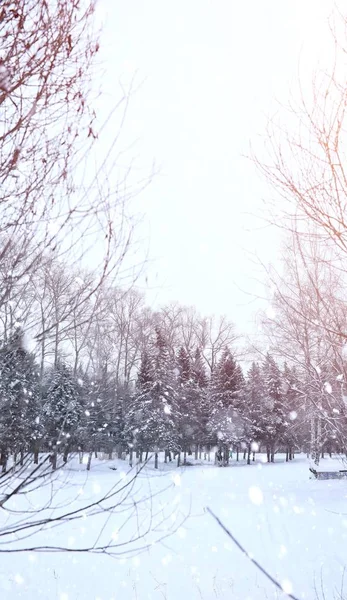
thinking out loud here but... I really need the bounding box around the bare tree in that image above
[196,314,239,374]
[253,9,347,265]
[0,0,147,346]
[257,231,347,462]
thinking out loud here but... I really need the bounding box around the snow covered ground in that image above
[1,453,347,600]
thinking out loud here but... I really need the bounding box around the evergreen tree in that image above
[262,353,286,462]
[176,347,197,461]
[282,363,301,459]
[42,360,81,469]
[0,329,40,471]
[208,347,244,464]
[192,347,211,449]
[152,327,180,455]
[125,330,180,467]
[243,362,267,460]
[124,350,155,459]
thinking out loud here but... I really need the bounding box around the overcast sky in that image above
[95,0,335,335]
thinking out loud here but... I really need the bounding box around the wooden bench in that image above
[309,467,347,480]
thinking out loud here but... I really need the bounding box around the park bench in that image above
[309,467,347,480]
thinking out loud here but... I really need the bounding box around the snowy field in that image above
[1,454,347,600]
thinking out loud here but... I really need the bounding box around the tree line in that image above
[2,250,343,472]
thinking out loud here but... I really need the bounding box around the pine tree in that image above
[42,360,81,469]
[124,350,154,463]
[243,362,266,462]
[282,363,301,460]
[192,347,211,451]
[176,347,198,463]
[207,347,244,465]
[0,329,40,471]
[152,327,180,458]
[125,330,180,468]
[262,353,286,462]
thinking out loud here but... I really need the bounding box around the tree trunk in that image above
[86,450,93,471]
[1,452,7,473]
[168,451,172,462]
[154,452,159,469]
[252,452,255,461]
[177,452,181,467]
[236,446,239,461]
[243,449,247,460]
[164,450,168,463]
[267,447,270,462]
[94,450,98,459]
[145,450,149,461]
[63,446,69,464]
[79,450,83,464]
[247,445,251,465]
[51,451,57,471]
[183,450,187,465]
[271,446,275,463]
[286,449,289,462]
[34,446,39,465]
[199,447,202,460]
[129,448,133,468]
[20,449,24,466]
[223,444,229,466]
[195,445,198,460]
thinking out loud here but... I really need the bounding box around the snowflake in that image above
[248,486,263,505]
[281,580,293,595]
[324,382,332,394]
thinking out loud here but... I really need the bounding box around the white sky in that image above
[94,0,335,335]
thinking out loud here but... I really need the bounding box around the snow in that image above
[324,381,332,394]
[1,454,347,599]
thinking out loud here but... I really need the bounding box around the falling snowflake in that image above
[282,580,293,595]
[324,382,332,394]
[248,486,263,505]
[172,473,181,487]
[289,411,297,421]
[92,482,101,494]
